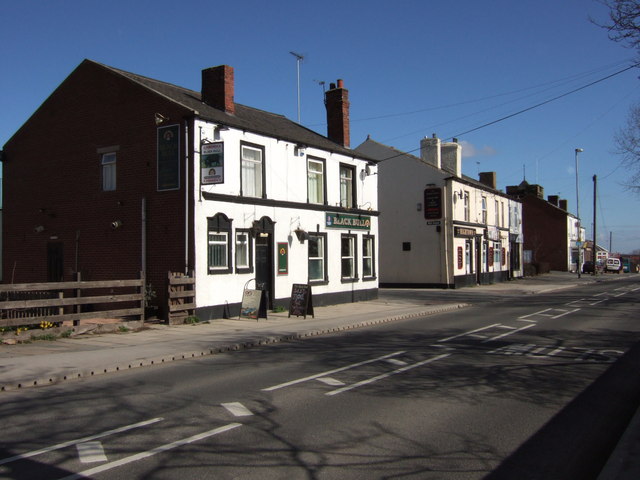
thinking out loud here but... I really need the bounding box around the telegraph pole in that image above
[593,174,597,275]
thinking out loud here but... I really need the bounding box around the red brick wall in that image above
[2,60,195,317]
[521,196,569,271]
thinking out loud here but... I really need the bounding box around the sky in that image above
[1,0,639,254]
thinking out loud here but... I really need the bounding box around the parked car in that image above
[605,258,622,273]
[582,261,595,273]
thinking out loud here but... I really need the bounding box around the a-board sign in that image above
[288,283,314,318]
[240,289,263,320]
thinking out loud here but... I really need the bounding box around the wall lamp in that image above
[154,113,170,125]
[294,227,309,243]
[111,220,123,229]
[294,144,307,156]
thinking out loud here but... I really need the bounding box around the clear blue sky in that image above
[1,0,639,253]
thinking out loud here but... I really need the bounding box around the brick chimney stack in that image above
[479,172,497,190]
[325,79,350,147]
[548,195,559,206]
[201,65,235,114]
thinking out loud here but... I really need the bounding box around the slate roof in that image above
[92,60,372,161]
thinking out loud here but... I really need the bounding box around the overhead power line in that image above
[449,63,640,139]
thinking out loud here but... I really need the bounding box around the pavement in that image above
[0,271,637,479]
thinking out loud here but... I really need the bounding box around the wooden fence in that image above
[167,271,196,325]
[0,276,144,328]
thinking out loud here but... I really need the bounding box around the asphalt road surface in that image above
[1,277,639,479]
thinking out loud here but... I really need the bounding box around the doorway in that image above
[47,242,64,282]
[253,217,275,310]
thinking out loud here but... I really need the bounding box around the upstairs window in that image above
[340,164,355,208]
[481,196,487,224]
[307,157,325,204]
[102,152,116,191]
[241,143,264,198]
[463,191,470,222]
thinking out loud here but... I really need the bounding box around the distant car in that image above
[605,258,622,273]
[582,261,595,273]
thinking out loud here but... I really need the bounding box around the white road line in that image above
[77,441,107,463]
[385,358,408,366]
[316,377,345,386]
[221,402,253,417]
[326,354,451,396]
[551,308,580,319]
[519,308,552,320]
[261,351,406,391]
[438,324,501,343]
[481,324,535,343]
[0,417,163,466]
[59,423,242,480]
[547,346,565,356]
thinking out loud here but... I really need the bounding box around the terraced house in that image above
[1,60,379,320]
[356,135,523,288]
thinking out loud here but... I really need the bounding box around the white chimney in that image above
[420,134,441,169]
[441,140,461,177]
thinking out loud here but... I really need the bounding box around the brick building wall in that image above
[521,195,568,271]
[2,61,194,316]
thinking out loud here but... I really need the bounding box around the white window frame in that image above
[463,191,470,222]
[481,196,487,224]
[102,152,116,191]
[241,143,263,198]
[208,232,229,271]
[363,235,375,279]
[308,233,327,283]
[340,164,354,208]
[235,231,250,270]
[307,157,325,204]
[341,234,357,281]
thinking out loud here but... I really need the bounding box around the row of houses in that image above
[0,60,584,320]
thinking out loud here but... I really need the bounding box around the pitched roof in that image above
[92,60,372,160]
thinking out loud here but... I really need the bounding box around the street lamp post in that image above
[575,148,583,278]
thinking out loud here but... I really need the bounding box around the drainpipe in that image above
[184,120,190,275]
[141,197,146,275]
[443,183,451,287]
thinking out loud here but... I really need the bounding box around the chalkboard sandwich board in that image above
[288,283,314,318]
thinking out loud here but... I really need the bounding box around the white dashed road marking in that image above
[77,441,107,463]
[222,402,254,417]
[325,354,451,396]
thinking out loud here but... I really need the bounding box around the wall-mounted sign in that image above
[277,242,288,275]
[457,246,463,269]
[424,188,442,220]
[201,142,224,185]
[455,227,476,238]
[325,213,371,230]
[157,124,180,191]
[487,226,500,241]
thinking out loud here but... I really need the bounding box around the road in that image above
[0,277,639,479]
